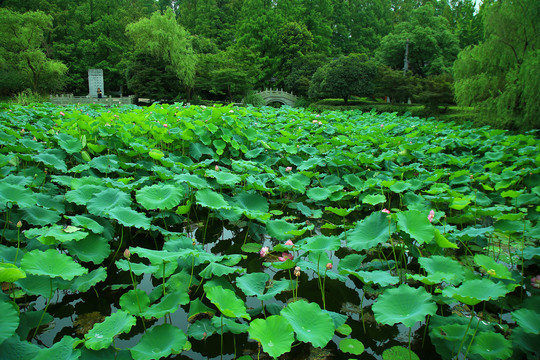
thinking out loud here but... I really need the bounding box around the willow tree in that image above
[453,0,539,130]
[126,8,197,95]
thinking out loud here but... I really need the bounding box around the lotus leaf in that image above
[307,187,333,201]
[206,169,242,186]
[211,316,250,334]
[21,249,87,280]
[474,254,514,280]
[16,310,54,340]
[280,300,334,348]
[175,173,210,189]
[0,182,37,208]
[362,193,386,205]
[248,315,294,358]
[0,335,40,359]
[187,318,215,340]
[20,206,61,226]
[346,212,394,251]
[188,299,215,322]
[372,284,436,327]
[34,149,67,172]
[85,310,136,350]
[116,259,159,276]
[397,210,434,244]
[136,184,184,210]
[87,188,131,217]
[130,324,187,360]
[199,262,244,279]
[56,133,83,154]
[512,308,540,334]
[195,188,230,210]
[72,267,107,292]
[470,331,513,360]
[142,290,189,319]
[342,269,399,287]
[0,263,26,282]
[65,233,111,264]
[206,286,250,320]
[442,278,509,306]
[33,335,81,360]
[236,272,270,297]
[339,338,364,356]
[0,300,19,345]
[266,219,298,241]
[382,346,419,360]
[66,215,105,234]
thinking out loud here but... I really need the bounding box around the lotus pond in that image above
[0,102,539,360]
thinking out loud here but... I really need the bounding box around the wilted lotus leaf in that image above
[21,249,87,280]
[281,300,334,348]
[206,286,250,320]
[373,284,436,328]
[0,300,19,345]
[136,183,184,210]
[84,310,136,350]
[248,315,294,358]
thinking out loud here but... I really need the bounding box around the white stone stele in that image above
[88,69,104,98]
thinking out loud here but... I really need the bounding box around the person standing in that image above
[97,88,103,98]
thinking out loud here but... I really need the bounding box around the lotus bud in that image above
[17,220,22,228]
[326,263,333,270]
[382,209,391,214]
[123,248,131,260]
[285,166,292,172]
[215,164,219,171]
[487,269,496,277]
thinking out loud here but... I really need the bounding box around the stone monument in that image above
[88,69,104,98]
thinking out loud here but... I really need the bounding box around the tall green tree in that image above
[0,8,67,94]
[126,8,197,94]
[376,4,460,77]
[309,54,377,104]
[453,0,540,130]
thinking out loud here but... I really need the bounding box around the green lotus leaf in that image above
[397,210,434,244]
[189,142,215,160]
[24,224,89,245]
[470,331,513,360]
[85,310,136,350]
[206,317,244,336]
[442,278,509,306]
[56,133,83,154]
[72,267,107,293]
[382,346,419,360]
[116,259,159,276]
[512,308,540,334]
[187,318,216,340]
[0,263,26,282]
[108,207,151,230]
[0,335,40,359]
[0,182,37,208]
[341,269,399,287]
[199,262,244,279]
[34,149,67,172]
[65,185,107,206]
[434,228,459,249]
[389,181,412,193]
[175,173,210,189]
[373,284,436,327]
[195,188,231,210]
[188,299,216,323]
[281,300,334,348]
[266,219,299,241]
[474,254,514,280]
[142,290,189,319]
[206,169,242,186]
[240,243,262,253]
[362,193,386,205]
[277,173,310,194]
[236,272,270,298]
[120,289,150,316]
[248,316,294,358]
[338,254,366,272]
[148,148,164,160]
[336,323,352,336]
[346,212,395,251]
[16,310,54,340]
[66,215,105,234]
[414,255,465,285]
[33,335,81,360]
[87,188,132,217]
[88,155,120,173]
[299,234,340,252]
[136,184,184,210]
[65,233,111,264]
[21,249,88,280]
[20,206,61,226]
[325,206,353,217]
[16,274,63,297]
[339,338,364,356]
[0,300,19,345]
[230,191,270,219]
[307,187,332,201]
[206,286,250,320]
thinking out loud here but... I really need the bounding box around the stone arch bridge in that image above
[255,89,297,107]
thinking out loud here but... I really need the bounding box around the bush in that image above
[243,91,265,106]
[12,89,46,105]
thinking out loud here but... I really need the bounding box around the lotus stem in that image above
[33,277,53,339]
[322,269,327,310]
[108,225,123,268]
[14,221,21,264]
[162,260,166,296]
[422,315,431,348]
[463,303,485,359]
[220,316,224,360]
[408,327,412,360]
[455,305,475,360]
[360,290,366,332]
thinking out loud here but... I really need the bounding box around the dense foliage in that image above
[0,103,539,359]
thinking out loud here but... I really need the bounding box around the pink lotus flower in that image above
[428,210,435,223]
[163,124,168,127]
[380,124,384,128]
[382,209,391,214]
[215,165,220,171]
[278,252,293,262]
[60,112,65,116]
[313,120,318,123]
[285,166,292,172]
[260,246,269,257]
[285,240,294,246]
